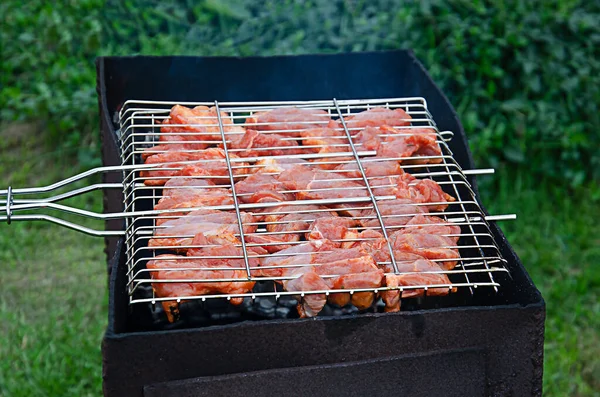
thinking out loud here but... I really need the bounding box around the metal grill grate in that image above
[116,97,511,317]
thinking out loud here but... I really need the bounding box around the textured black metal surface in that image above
[144,349,486,397]
[98,51,545,397]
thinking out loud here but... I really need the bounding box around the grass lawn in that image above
[0,125,598,396]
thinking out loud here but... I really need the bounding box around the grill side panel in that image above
[103,304,544,397]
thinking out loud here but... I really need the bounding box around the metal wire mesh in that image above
[117,97,509,317]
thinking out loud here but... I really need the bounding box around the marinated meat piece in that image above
[226,129,307,158]
[369,175,403,197]
[309,147,353,170]
[141,143,206,161]
[334,159,403,180]
[400,214,461,243]
[147,253,255,323]
[352,126,382,150]
[350,125,442,164]
[394,173,455,212]
[345,107,412,129]
[176,148,248,185]
[246,205,336,253]
[382,258,456,312]
[378,130,442,164]
[160,104,245,144]
[251,157,309,174]
[359,198,428,228]
[246,107,333,137]
[234,173,293,205]
[141,151,204,186]
[283,268,329,318]
[154,178,233,226]
[306,217,357,247]
[299,127,347,153]
[258,239,336,278]
[390,232,459,270]
[278,166,368,201]
[328,270,384,309]
[148,209,256,252]
[142,148,246,186]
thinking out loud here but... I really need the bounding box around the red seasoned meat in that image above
[141,143,207,161]
[246,107,333,137]
[159,104,245,144]
[142,148,247,186]
[260,241,382,316]
[147,253,255,323]
[226,129,307,158]
[175,148,248,185]
[148,209,256,252]
[378,129,442,164]
[359,198,428,229]
[394,173,455,212]
[154,178,233,225]
[278,166,368,201]
[327,270,384,309]
[399,214,461,243]
[334,159,403,180]
[306,217,357,247]
[382,258,455,312]
[283,268,330,318]
[234,173,293,205]
[246,205,336,253]
[141,151,204,186]
[251,157,309,174]
[390,232,459,270]
[344,107,412,129]
[299,127,348,153]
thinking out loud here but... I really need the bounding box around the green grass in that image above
[0,125,598,396]
[0,124,106,396]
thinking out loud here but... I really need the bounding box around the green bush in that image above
[2,0,599,184]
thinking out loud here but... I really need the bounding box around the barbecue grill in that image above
[1,51,544,396]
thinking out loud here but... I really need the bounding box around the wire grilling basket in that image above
[1,97,515,321]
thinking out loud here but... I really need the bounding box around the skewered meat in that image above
[351,125,442,164]
[382,258,455,312]
[378,128,442,164]
[283,268,330,318]
[160,104,245,144]
[226,129,307,157]
[142,148,247,186]
[147,233,265,322]
[251,157,309,174]
[246,205,336,253]
[306,217,357,247]
[328,270,384,309]
[141,151,204,186]
[278,166,368,201]
[234,173,293,205]
[344,107,412,129]
[154,178,233,226]
[261,241,382,316]
[246,107,333,137]
[394,173,455,212]
[176,148,248,185]
[334,159,403,179]
[141,143,207,161]
[359,198,429,228]
[390,232,459,270]
[399,214,461,243]
[299,127,347,153]
[147,254,254,322]
[148,209,256,252]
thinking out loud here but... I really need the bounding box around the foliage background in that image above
[1,0,598,396]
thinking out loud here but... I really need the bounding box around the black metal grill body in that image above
[98,51,545,397]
